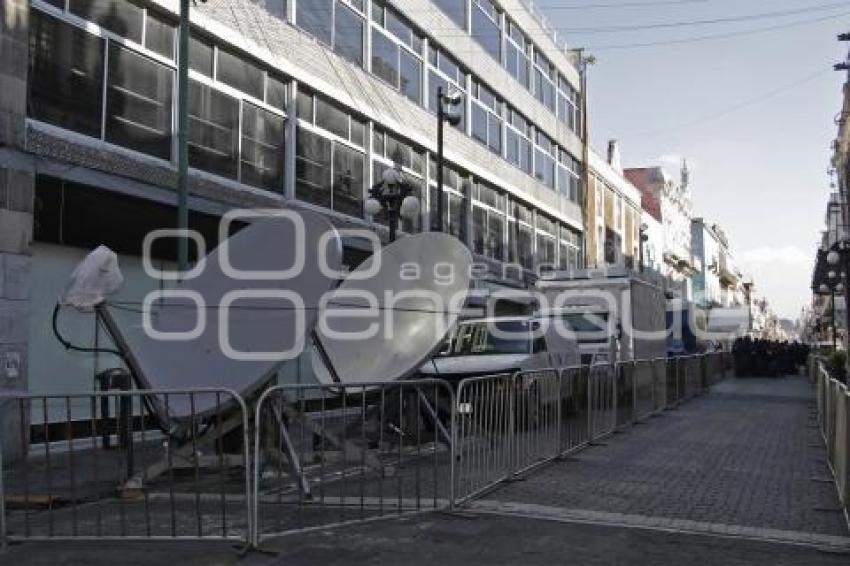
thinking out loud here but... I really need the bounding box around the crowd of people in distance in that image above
[731,338,810,377]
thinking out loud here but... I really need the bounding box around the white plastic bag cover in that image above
[60,245,124,310]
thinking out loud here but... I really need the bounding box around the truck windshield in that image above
[561,313,611,343]
[442,320,533,356]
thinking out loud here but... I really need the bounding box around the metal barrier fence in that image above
[454,353,726,504]
[589,364,616,440]
[0,389,251,545]
[252,380,454,544]
[0,353,729,548]
[814,361,850,523]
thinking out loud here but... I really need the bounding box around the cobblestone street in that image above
[475,375,849,543]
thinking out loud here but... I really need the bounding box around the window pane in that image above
[296,89,313,120]
[334,3,364,67]
[266,74,288,109]
[371,28,399,87]
[472,207,486,255]
[472,3,501,62]
[488,113,501,154]
[105,43,173,159]
[318,99,344,135]
[433,0,466,29]
[189,35,213,76]
[241,103,285,191]
[471,104,487,145]
[69,0,143,43]
[145,11,175,59]
[332,143,364,217]
[386,8,411,47]
[28,11,104,138]
[188,81,239,179]
[297,0,333,45]
[350,116,366,147]
[217,48,264,100]
[489,213,504,260]
[296,126,332,208]
[315,96,349,139]
[399,50,421,105]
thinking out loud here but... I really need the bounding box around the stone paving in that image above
[476,375,849,543]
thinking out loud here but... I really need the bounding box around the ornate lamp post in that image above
[366,160,420,243]
[826,239,850,352]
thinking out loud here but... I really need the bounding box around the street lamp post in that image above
[435,87,462,233]
[638,223,649,273]
[366,161,421,243]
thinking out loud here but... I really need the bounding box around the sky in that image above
[541,0,849,320]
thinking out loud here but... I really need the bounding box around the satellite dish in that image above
[111,210,342,418]
[312,232,471,385]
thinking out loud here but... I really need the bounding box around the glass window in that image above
[399,50,421,105]
[471,105,488,146]
[296,127,364,217]
[105,43,173,160]
[471,0,501,62]
[350,116,366,146]
[504,19,530,89]
[188,80,239,180]
[240,103,285,192]
[472,207,486,255]
[433,0,467,29]
[266,74,288,109]
[145,11,175,59]
[334,2,364,66]
[189,35,213,76]
[217,48,264,100]
[296,88,313,120]
[296,126,332,209]
[371,28,399,86]
[332,143,364,217]
[28,11,104,139]
[315,96,350,139]
[297,0,333,45]
[69,0,143,44]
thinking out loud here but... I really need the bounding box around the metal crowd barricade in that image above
[0,388,251,545]
[813,360,850,525]
[588,364,616,441]
[615,362,635,429]
[454,373,516,504]
[666,358,680,406]
[651,358,667,412]
[632,359,656,421]
[513,369,563,475]
[558,366,590,454]
[252,379,454,544]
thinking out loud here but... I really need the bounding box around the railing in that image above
[0,353,729,549]
[0,389,251,545]
[252,380,454,544]
[453,352,726,504]
[813,359,850,526]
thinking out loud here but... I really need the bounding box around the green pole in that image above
[176,0,190,272]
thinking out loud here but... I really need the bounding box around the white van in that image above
[417,315,580,381]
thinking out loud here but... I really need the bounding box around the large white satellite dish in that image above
[97,210,342,419]
[312,232,471,385]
